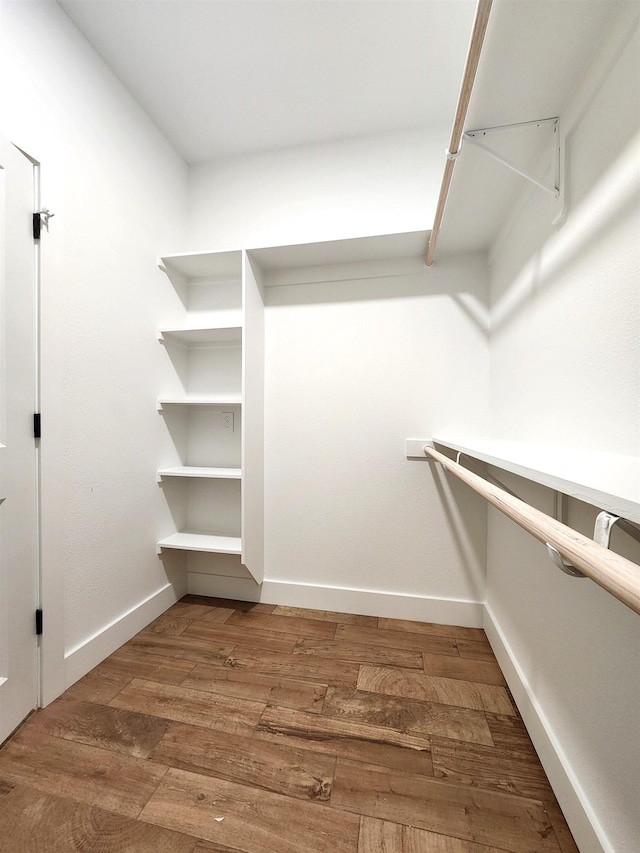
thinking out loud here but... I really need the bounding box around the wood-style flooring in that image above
[0,596,579,853]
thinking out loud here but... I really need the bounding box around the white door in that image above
[0,136,39,744]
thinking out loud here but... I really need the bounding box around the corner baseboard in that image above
[187,572,485,627]
[483,603,609,853]
[63,583,181,689]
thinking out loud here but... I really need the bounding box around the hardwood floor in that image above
[0,596,579,853]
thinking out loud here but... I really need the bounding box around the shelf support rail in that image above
[423,444,640,615]
[425,0,493,267]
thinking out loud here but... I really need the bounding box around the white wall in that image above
[0,0,189,700]
[485,6,640,852]
[188,127,446,250]
[187,133,491,621]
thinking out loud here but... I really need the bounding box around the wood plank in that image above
[336,624,459,657]
[422,653,506,687]
[255,705,434,776]
[21,697,171,759]
[151,722,336,802]
[170,600,230,621]
[456,638,498,662]
[63,648,197,704]
[107,647,199,684]
[293,637,423,669]
[332,761,560,853]
[110,679,264,736]
[323,688,494,746]
[0,729,168,819]
[431,736,555,802]
[55,667,129,705]
[140,767,360,853]
[378,617,487,642]
[545,802,581,853]
[224,646,359,688]
[184,620,297,654]
[273,605,378,627]
[357,666,514,715]
[227,610,337,639]
[182,595,276,615]
[358,816,510,852]
[485,714,539,759]
[181,663,327,713]
[0,785,198,853]
[140,613,194,636]
[127,633,235,665]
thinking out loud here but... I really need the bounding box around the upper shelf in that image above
[249,230,431,287]
[429,437,640,523]
[161,231,432,291]
[159,250,242,286]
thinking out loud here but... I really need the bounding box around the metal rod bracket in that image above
[594,511,621,548]
[546,543,586,578]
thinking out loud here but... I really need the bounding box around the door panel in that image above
[0,136,39,744]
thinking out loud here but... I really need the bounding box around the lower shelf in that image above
[158,532,242,555]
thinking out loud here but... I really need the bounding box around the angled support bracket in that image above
[463,117,562,199]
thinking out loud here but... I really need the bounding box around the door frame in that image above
[14,143,66,708]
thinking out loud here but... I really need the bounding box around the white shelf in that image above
[158,325,242,345]
[158,532,242,555]
[248,229,430,288]
[158,466,241,480]
[158,396,242,408]
[431,437,640,523]
[159,250,242,285]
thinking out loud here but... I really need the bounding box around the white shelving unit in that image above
[157,249,265,583]
[156,230,430,591]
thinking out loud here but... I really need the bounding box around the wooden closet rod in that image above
[425,0,493,266]
[424,445,640,615]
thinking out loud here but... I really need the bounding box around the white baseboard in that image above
[187,573,484,627]
[63,583,181,689]
[483,604,609,853]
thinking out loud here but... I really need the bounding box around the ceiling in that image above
[57,0,477,165]
[56,0,619,252]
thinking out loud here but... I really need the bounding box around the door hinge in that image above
[35,609,43,636]
[34,413,41,439]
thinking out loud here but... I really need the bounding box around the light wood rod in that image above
[425,0,493,266]
[424,445,640,615]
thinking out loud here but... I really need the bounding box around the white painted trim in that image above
[484,603,609,853]
[186,573,484,627]
[63,583,180,689]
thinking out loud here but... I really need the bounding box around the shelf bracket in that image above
[463,117,561,199]
[547,490,584,577]
[547,510,628,579]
